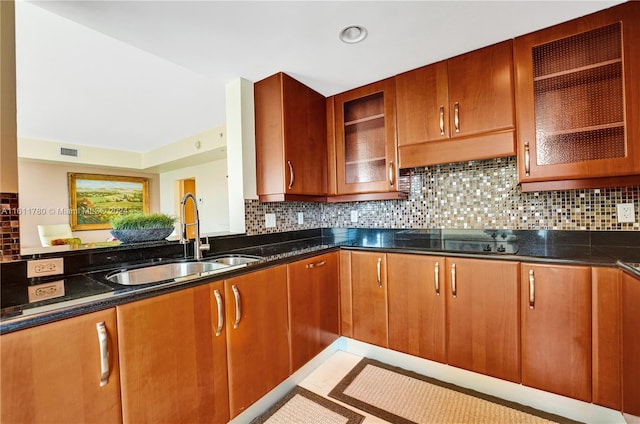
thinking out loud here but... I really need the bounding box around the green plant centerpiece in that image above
[109,212,176,244]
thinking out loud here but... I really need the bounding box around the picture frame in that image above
[68,173,149,230]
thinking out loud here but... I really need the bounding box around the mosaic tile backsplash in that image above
[1,193,21,261]
[244,157,640,235]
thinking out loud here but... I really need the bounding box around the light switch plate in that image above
[27,258,64,278]
[350,210,358,223]
[298,212,304,225]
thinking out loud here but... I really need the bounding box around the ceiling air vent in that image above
[60,147,79,157]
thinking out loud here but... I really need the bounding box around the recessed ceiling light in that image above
[339,25,368,44]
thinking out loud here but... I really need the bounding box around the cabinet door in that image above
[521,263,592,402]
[515,2,640,185]
[388,253,446,363]
[592,267,622,410]
[255,72,327,200]
[350,251,388,347]
[446,258,520,383]
[225,265,289,418]
[1,309,121,424]
[334,78,398,194]
[117,283,229,424]
[396,60,450,145]
[287,252,340,372]
[623,271,640,416]
[447,40,515,138]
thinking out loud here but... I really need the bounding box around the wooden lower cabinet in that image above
[225,265,290,418]
[349,251,389,347]
[592,267,622,410]
[1,309,121,424]
[287,252,340,373]
[623,270,640,416]
[117,283,229,424]
[445,258,520,383]
[521,263,592,402]
[387,253,446,363]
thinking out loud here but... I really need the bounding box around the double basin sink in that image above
[105,254,261,286]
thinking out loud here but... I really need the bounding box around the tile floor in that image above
[297,350,389,423]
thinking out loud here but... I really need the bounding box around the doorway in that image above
[175,178,196,239]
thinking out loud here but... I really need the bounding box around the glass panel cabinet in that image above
[514,2,640,190]
[334,78,402,196]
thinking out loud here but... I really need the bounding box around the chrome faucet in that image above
[180,192,209,260]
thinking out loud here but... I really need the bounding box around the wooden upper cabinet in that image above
[515,2,640,191]
[521,263,592,402]
[333,78,406,199]
[287,252,340,373]
[387,253,446,364]
[445,258,520,383]
[117,283,229,424]
[254,72,327,201]
[1,309,122,424]
[396,40,516,168]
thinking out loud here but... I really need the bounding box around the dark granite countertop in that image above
[2,228,639,334]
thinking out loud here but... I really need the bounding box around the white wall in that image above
[159,158,229,234]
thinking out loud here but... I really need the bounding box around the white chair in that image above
[37,224,73,247]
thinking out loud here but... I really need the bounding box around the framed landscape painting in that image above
[68,173,149,230]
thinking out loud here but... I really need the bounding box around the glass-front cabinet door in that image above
[514,2,640,187]
[334,78,398,195]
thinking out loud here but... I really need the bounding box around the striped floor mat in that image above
[250,386,364,424]
[328,358,582,424]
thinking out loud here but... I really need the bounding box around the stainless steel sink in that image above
[106,261,230,285]
[206,254,262,266]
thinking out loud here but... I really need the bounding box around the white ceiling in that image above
[15,0,624,153]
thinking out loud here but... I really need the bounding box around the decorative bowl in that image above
[110,227,174,244]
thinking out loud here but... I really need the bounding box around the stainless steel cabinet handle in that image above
[96,322,109,387]
[454,102,460,133]
[232,284,242,329]
[388,162,395,187]
[524,142,531,177]
[434,262,440,295]
[439,105,445,135]
[451,263,457,297]
[214,289,224,336]
[306,260,327,269]
[376,258,382,288]
[529,270,535,309]
[287,160,295,189]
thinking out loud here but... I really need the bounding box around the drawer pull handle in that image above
[529,270,535,309]
[454,102,460,133]
[524,142,531,177]
[377,258,382,288]
[434,262,440,295]
[451,263,457,298]
[287,160,295,189]
[388,162,395,187]
[214,289,224,336]
[232,284,242,329]
[439,105,445,135]
[96,322,109,387]
[306,260,327,269]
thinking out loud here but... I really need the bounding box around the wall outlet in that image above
[350,210,358,223]
[265,213,276,228]
[298,212,304,225]
[616,203,636,223]
[27,258,64,278]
